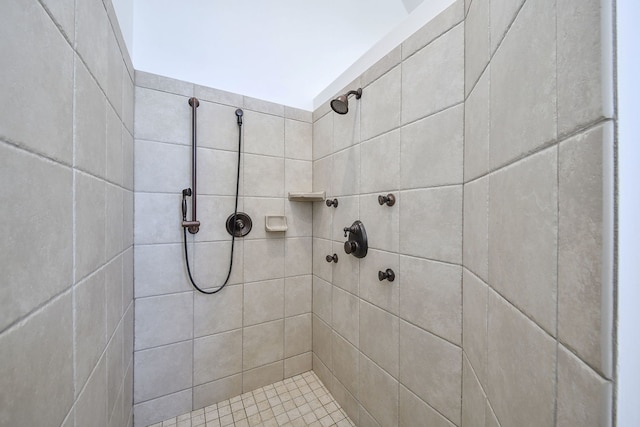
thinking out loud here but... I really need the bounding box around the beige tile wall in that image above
[312,0,616,426]
[0,0,134,426]
[132,72,314,426]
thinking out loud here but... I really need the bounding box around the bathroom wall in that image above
[0,0,135,426]
[311,2,466,425]
[132,73,314,426]
[461,0,615,426]
[311,0,616,426]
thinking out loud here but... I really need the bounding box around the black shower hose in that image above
[182,116,242,294]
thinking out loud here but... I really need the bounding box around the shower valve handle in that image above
[344,240,359,255]
[343,225,356,238]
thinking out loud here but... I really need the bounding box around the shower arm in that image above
[183,97,201,234]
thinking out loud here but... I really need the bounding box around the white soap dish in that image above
[265,215,288,232]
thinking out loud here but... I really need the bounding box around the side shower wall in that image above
[0,0,135,426]
[311,0,616,426]
[133,72,314,426]
[462,0,614,426]
[311,2,466,425]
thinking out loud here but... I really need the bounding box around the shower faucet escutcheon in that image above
[343,220,368,258]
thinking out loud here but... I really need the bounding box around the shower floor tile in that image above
[148,371,356,427]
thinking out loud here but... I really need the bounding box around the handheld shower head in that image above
[330,88,362,115]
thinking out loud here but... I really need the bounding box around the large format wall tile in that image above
[133,389,192,427]
[75,59,107,178]
[332,332,359,399]
[361,66,401,141]
[192,240,244,287]
[242,320,284,370]
[243,239,284,282]
[489,0,526,53]
[193,284,243,337]
[463,176,488,281]
[134,87,191,144]
[76,353,107,427]
[464,0,489,95]
[193,330,243,385]
[401,24,464,125]
[134,139,189,193]
[285,275,312,317]
[285,118,312,160]
[313,112,333,160]
[402,0,464,59]
[400,385,455,427]
[285,314,312,358]
[399,321,462,425]
[0,293,73,427]
[199,101,244,151]
[243,110,284,157]
[332,145,360,196]
[0,0,74,163]
[557,0,613,135]
[487,291,556,427]
[360,301,399,378]
[359,249,399,315]
[400,186,462,264]
[244,279,284,326]
[557,345,612,427]
[0,144,72,332]
[76,172,106,281]
[400,104,463,189]
[399,256,462,345]
[313,316,333,371]
[134,244,192,297]
[462,269,488,387]
[193,375,242,411]
[134,292,193,350]
[359,354,399,427]
[488,147,558,334]
[360,129,400,194]
[462,356,486,427]
[489,0,557,169]
[74,272,106,392]
[464,67,490,181]
[332,288,359,347]
[558,124,612,375]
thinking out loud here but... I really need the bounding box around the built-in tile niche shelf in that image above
[265,215,288,232]
[287,191,326,202]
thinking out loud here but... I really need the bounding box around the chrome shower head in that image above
[330,88,362,115]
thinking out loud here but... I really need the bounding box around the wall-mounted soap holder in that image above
[288,191,325,202]
[265,215,288,232]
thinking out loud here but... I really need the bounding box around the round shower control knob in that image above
[344,240,358,255]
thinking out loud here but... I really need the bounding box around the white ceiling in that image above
[115,1,442,110]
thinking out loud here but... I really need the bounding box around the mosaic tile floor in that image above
[148,371,356,427]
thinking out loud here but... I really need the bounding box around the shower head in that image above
[330,88,362,115]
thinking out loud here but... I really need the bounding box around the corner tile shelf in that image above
[287,191,326,202]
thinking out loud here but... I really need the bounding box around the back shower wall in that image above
[133,73,315,426]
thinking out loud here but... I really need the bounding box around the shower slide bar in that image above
[182,97,201,234]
